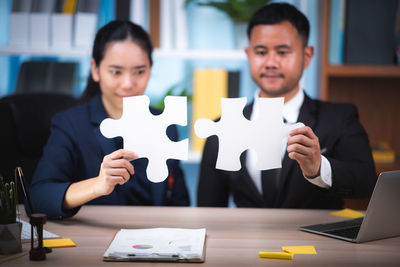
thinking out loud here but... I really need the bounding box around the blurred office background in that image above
[1,0,399,206]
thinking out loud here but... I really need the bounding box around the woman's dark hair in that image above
[79,20,153,103]
[247,3,310,47]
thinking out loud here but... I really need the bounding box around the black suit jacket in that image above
[197,94,377,209]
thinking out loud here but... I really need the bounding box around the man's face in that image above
[245,21,313,101]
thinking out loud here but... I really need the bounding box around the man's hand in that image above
[286,126,321,178]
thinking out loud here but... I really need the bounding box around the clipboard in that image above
[103,228,207,263]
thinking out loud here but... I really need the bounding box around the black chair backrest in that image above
[15,61,77,95]
[0,93,77,202]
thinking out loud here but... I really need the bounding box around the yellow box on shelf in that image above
[372,142,395,163]
[191,69,228,152]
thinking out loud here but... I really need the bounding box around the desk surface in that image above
[4,206,400,266]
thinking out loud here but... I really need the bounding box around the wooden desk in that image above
[4,206,400,266]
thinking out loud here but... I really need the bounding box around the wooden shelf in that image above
[154,49,246,60]
[326,65,400,78]
[321,0,400,177]
[0,46,247,60]
[0,46,91,57]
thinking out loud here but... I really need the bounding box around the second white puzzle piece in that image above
[195,97,304,171]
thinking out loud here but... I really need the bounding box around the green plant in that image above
[152,82,192,111]
[0,176,17,225]
[185,0,271,22]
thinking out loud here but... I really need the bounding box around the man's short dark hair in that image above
[247,2,310,46]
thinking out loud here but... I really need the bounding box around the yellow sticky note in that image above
[259,251,293,260]
[282,246,317,255]
[43,238,76,248]
[330,208,365,219]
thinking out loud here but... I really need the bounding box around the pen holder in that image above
[29,213,48,261]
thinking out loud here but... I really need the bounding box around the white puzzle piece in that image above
[194,97,304,171]
[100,95,188,183]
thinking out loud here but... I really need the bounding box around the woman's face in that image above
[91,40,151,119]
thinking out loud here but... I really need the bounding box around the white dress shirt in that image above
[246,88,332,195]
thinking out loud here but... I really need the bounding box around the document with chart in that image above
[103,228,206,262]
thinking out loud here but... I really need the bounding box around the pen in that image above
[110,252,180,261]
[259,251,293,260]
[15,167,35,216]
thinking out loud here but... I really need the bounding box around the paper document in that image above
[18,218,60,242]
[104,228,206,262]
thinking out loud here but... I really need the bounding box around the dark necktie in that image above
[261,117,286,207]
[261,168,281,207]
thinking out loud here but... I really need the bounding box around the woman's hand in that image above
[94,149,138,196]
[63,149,138,210]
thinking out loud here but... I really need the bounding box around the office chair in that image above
[0,93,77,203]
[15,61,77,95]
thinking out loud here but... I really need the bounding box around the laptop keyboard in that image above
[326,225,361,239]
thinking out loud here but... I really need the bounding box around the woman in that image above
[30,21,190,219]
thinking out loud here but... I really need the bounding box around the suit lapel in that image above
[276,93,318,205]
[297,93,317,130]
[151,179,166,205]
[95,127,116,156]
[240,103,264,204]
[238,150,264,204]
[89,94,116,156]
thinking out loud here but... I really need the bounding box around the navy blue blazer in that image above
[30,93,190,219]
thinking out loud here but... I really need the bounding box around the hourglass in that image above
[29,213,48,261]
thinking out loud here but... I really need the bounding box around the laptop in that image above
[300,170,400,243]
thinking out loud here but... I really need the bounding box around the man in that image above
[197,3,376,209]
